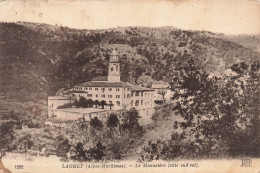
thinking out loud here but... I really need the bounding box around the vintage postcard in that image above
[0,0,260,172]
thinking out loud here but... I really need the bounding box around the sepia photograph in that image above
[0,0,259,172]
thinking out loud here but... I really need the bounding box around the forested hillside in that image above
[0,22,259,161]
[0,22,259,105]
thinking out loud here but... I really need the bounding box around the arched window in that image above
[111,67,113,71]
[135,100,139,106]
[116,101,120,106]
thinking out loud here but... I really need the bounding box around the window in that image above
[124,88,126,91]
[89,87,92,90]
[116,101,120,106]
[116,88,120,91]
[85,87,88,90]
[141,92,143,97]
[108,88,112,91]
[87,94,92,97]
[101,94,105,98]
[127,94,130,98]
[116,95,120,98]
[95,88,98,91]
[141,100,143,105]
[132,92,134,97]
[108,95,112,98]
[135,100,139,106]
[96,94,98,97]
[135,92,139,96]
[102,88,105,92]
[127,88,130,91]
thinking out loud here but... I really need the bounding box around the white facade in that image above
[151,83,173,103]
[130,90,154,109]
[48,49,155,121]
[48,96,71,118]
[73,85,132,108]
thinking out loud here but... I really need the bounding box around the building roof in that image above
[92,76,108,81]
[48,96,70,100]
[75,81,131,88]
[151,83,169,89]
[126,83,155,91]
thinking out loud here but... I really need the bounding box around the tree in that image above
[90,117,103,130]
[70,142,86,161]
[107,113,119,129]
[94,100,99,108]
[121,108,143,136]
[100,100,107,109]
[170,59,260,158]
[56,138,71,158]
[88,141,106,161]
[75,96,87,108]
[86,99,94,108]
[20,134,34,160]
[107,102,114,110]
[157,88,167,104]
[68,94,75,104]
[0,123,14,158]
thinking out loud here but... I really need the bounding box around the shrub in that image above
[90,117,103,130]
[57,102,74,109]
[107,113,119,128]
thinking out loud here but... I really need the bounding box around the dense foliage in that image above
[0,22,259,103]
[141,60,260,160]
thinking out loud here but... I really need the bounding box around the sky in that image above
[0,0,259,35]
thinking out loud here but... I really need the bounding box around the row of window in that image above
[75,87,131,91]
[86,94,124,98]
[131,100,153,106]
[132,92,153,97]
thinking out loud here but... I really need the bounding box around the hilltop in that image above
[0,22,259,111]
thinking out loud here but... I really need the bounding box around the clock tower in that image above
[108,49,120,82]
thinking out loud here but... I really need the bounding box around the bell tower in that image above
[108,49,120,82]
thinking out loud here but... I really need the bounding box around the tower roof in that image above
[111,49,118,56]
